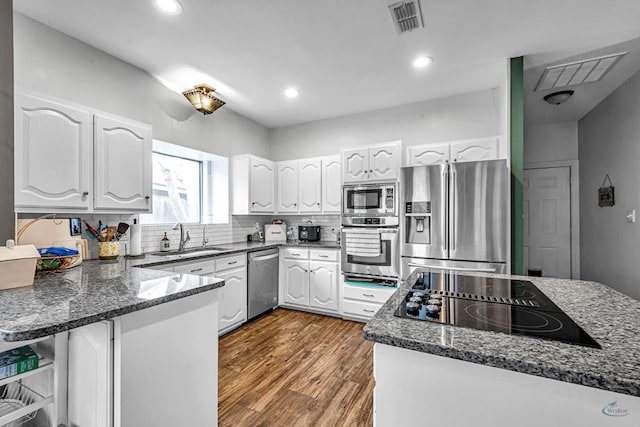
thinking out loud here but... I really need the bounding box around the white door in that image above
[298,159,322,212]
[284,259,309,306]
[369,143,400,181]
[94,114,152,211]
[407,143,450,166]
[216,267,247,334]
[250,157,275,212]
[450,137,499,163]
[14,93,93,210]
[309,261,338,311]
[277,161,298,212]
[342,148,369,183]
[524,167,572,279]
[322,156,341,213]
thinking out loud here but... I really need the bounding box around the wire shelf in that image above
[0,381,52,427]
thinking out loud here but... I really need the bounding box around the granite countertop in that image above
[0,258,224,342]
[364,272,640,397]
[134,240,341,268]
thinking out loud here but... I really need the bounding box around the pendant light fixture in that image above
[182,84,226,115]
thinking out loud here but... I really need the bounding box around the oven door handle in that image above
[407,263,496,273]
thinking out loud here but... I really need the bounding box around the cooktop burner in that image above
[395,272,601,349]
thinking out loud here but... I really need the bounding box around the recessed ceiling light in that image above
[154,0,183,15]
[413,56,433,69]
[284,88,300,99]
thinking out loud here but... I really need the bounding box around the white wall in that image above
[524,121,578,163]
[0,1,13,241]
[13,13,270,159]
[269,88,501,160]
[578,69,640,300]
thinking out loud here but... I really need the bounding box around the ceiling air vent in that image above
[388,1,424,34]
[534,52,627,91]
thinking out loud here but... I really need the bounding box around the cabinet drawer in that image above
[173,260,216,276]
[309,249,339,262]
[284,248,309,259]
[343,285,395,304]
[215,254,246,272]
[342,299,382,319]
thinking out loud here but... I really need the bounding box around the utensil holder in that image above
[98,242,120,260]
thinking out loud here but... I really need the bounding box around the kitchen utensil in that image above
[115,222,129,240]
[105,226,116,242]
[82,220,100,240]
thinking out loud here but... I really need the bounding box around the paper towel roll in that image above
[130,219,142,256]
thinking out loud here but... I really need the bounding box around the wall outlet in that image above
[626,209,636,223]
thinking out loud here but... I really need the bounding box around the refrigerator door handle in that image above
[442,169,448,252]
[407,262,496,273]
[450,170,456,251]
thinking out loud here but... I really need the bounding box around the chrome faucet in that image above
[202,224,209,247]
[172,223,191,252]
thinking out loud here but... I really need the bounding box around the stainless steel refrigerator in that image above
[401,160,508,278]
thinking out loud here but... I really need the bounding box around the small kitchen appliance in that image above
[265,224,287,242]
[395,270,601,348]
[298,225,321,242]
[342,183,398,222]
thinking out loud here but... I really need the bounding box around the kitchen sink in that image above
[149,246,231,258]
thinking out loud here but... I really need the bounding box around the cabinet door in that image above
[309,261,338,311]
[407,143,450,166]
[342,148,369,183]
[298,158,322,212]
[277,161,298,212]
[450,137,499,163]
[369,143,400,181]
[216,267,247,334]
[14,93,93,210]
[250,157,275,212]
[284,259,309,306]
[321,156,341,213]
[94,114,152,211]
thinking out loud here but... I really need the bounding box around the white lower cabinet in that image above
[342,283,395,322]
[68,291,219,427]
[282,248,339,314]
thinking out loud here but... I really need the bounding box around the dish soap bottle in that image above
[252,222,261,243]
[160,232,170,252]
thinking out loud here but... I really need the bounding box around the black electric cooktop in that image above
[394,272,601,349]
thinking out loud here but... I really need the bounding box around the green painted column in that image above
[510,57,524,275]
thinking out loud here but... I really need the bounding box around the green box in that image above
[0,345,40,380]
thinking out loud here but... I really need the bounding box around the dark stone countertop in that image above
[363,272,640,397]
[0,257,224,342]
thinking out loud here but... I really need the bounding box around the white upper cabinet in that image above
[94,114,152,211]
[321,155,341,213]
[343,141,402,183]
[232,155,276,214]
[277,161,298,212]
[298,158,322,213]
[14,92,152,213]
[407,143,450,166]
[450,137,500,163]
[15,93,93,210]
[406,136,501,166]
[343,148,369,183]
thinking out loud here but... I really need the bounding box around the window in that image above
[141,140,229,224]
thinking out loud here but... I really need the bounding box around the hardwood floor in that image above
[218,309,374,426]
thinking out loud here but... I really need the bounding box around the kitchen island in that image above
[0,258,224,427]
[364,272,640,426]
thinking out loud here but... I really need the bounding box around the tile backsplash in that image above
[17,213,341,259]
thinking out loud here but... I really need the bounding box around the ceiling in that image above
[524,37,640,126]
[13,0,640,128]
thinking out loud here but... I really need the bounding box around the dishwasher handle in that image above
[251,253,279,262]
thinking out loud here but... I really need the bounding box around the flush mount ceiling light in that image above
[413,56,433,69]
[284,88,300,99]
[182,84,225,115]
[154,0,183,15]
[543,90,574,105]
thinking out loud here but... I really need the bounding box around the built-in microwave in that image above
[342,183,397,217]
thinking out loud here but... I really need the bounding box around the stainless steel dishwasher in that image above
[248,248,279,320]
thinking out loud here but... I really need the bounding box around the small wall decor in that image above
[598,174,615,207]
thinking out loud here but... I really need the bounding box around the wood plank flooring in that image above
[218,309,374,426]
